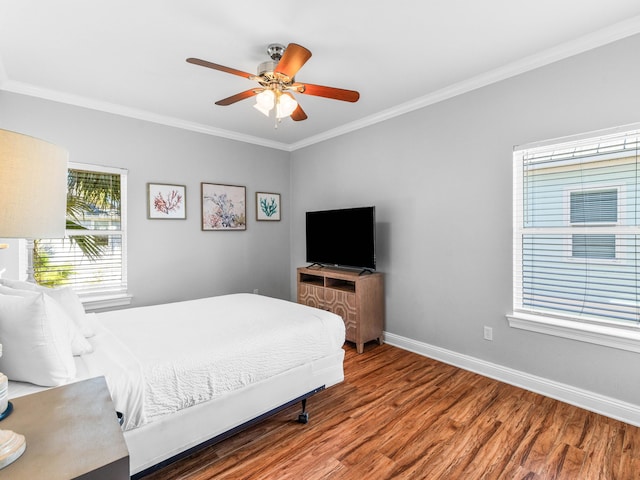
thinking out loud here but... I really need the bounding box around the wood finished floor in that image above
[143,343,640,480]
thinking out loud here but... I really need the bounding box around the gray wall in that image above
[290,33,640,405]
[1,33,639,409]
[0,91,292,306]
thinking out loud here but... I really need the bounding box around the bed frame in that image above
[7,348,344,478]
[132,387,322,479]
[127,348,345,477]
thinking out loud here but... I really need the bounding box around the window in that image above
[569,188,618,259]
[570,189,618,224]
[510,125,640,351]
[34,163,129,308]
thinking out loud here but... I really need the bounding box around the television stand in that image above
[297,266,384,353]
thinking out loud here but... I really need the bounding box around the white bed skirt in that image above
[127,348,344,475]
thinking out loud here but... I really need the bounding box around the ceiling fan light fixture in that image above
[187,42,360,124]
[253,102,271,117]
[253,89,275,116]
[276,93,298,119]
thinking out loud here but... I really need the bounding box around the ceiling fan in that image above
[186,43,360,123]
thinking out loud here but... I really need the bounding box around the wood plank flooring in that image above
[143,343,640,479]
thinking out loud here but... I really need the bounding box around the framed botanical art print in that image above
[256,192,281,221]
[201,183,246,231]
[147,183,186,219]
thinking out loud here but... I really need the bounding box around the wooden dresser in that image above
[297,266,384,353]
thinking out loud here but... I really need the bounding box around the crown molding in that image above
[289,15,640,151]
[0,80,292,151]
[2,15,639,152]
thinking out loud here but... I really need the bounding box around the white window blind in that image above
[513,126,639,325]
[34,163,128,297]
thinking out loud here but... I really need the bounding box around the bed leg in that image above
[297,398,309,424]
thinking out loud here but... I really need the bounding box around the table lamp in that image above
[0,128,68,468]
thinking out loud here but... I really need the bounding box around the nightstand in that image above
[0,376,129,479]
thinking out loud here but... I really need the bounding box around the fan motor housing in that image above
[257,60,278,77]
[257,43,294,83]
[257,60,295,85]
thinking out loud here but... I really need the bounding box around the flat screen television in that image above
[305,206,376,270]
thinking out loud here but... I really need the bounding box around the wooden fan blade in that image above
[215,89,261,106]
[290,103,308,121]
[186,58,254,79]
[296,83,360,102]
[275,43,312,80]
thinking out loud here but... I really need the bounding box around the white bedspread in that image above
[83,294,345,431]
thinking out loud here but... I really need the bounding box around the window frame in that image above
[509,124,640,353]
[40,162,131,310]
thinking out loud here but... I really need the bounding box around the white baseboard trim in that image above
[383,332,640,427]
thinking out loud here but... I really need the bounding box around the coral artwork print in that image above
[260,197,278,217]
[201,183,246,230]
[256,192,281,221]
[147,184,186,219]
[154,190,182,214]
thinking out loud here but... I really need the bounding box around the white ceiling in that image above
[2,1,640,151]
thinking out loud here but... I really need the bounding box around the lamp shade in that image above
[253,89,275,117]
[276,93,298,119]
[0,129,68,238]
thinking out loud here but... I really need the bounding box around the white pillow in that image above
[0,286,92,356]
[0,291,76,386]
[0,279,95,338]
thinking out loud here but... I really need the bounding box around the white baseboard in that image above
[383,332,640,427]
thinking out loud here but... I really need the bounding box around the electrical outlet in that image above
[483,326,493,341]
[253,289,259,294]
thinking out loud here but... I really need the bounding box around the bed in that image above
[0,285,346,477]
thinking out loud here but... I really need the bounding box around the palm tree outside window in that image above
[34,163,128,300]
